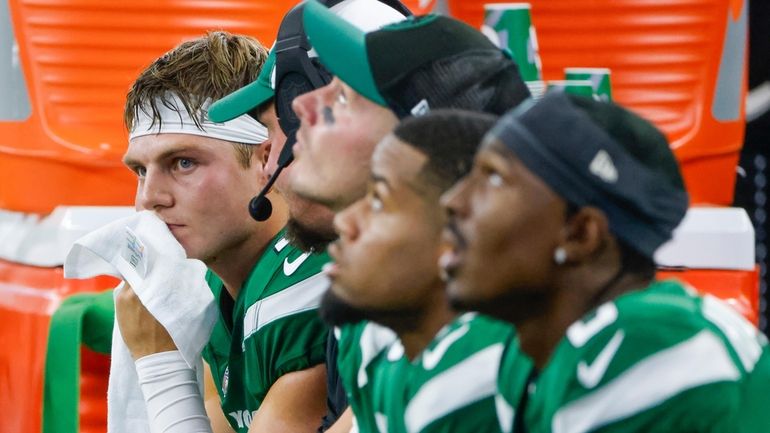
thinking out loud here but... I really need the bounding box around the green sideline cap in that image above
[303,0,530,118]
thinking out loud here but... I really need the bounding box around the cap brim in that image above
[208,81,274,123]
[303,0,386,105]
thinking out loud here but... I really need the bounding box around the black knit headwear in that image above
[491,91,689,258]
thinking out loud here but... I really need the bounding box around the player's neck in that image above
[397,288,456,361]
[209,217,287,299]
[518,269,651,369]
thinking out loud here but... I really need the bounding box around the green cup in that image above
[546,80,595,98]
[482,3,542,81]
[564,67,613,101]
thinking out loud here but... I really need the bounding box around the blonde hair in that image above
[124,31,268,167]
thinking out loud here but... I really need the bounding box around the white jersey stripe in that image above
[404,343,504,433]
[495,393,514,433]
[702,295,763,372]
[357,323,397,387]
[242,272,328,344]
[552,330,741,433]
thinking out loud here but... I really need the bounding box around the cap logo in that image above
[411,99,430,117]
[589,150,618,183]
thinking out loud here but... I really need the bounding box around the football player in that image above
[209,2,530,429]
[442,91,770,433]
[117,32,329,433]
[207,2,411,428]
[321,110,522,433]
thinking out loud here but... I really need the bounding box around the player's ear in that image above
[560,206,610,264]
[258,140,272,169]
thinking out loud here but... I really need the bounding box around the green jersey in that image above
[499,280,770,433]
[202,229,330,432]
[337,313,519,433]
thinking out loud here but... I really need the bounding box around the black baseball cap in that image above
[303,0,530,118]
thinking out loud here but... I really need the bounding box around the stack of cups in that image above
[545,80,595,98]
[481,3,545,99]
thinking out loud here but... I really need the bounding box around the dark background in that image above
[733,1,770,332]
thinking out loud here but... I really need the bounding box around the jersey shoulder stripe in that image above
[701,294,766,373]
[405,343,505,433]
[242,271,329,343]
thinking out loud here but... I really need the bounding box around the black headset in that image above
[249,0,412,222]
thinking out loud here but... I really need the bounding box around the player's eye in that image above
[133,166,147,178]
[371,197,383,212]
[487,172,504,187]
[370,192,383,212]
[174,158,195,171]
[479,163,504,188]
[337,89,348,106]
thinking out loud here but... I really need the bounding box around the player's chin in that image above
[446,271,507,317]
[287,167,315,197]
[290,175,336,209]
[318,287,369,327]
[180,241,207,263]
[445,278,481,313]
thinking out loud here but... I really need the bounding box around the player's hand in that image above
[115,283,177,360]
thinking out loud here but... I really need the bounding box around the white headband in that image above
[129,93,268,144]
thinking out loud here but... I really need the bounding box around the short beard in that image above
[285,217,338,252]
[319,289,421,332]
[448,289,548,326]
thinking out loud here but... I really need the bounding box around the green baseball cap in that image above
[208,49,276,123]
[303,0,384,105]
[303,0,530,118]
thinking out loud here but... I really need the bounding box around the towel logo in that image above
[122,227,147,278]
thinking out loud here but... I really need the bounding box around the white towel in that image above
[64,210,217,433]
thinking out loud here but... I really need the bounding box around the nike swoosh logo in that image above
[577,330,625,389]
[283,252,310,276]
[422,324,470,370]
